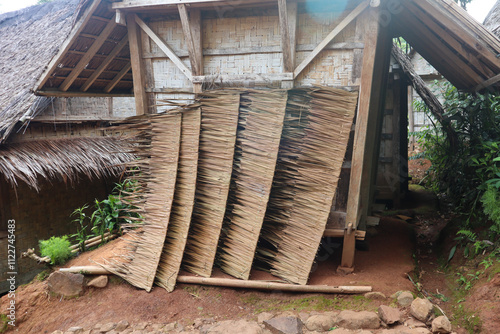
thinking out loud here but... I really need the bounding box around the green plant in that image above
[39,236,73,265]
[456,271,480,291]
[35,270,50,281]
[0,314,8,333]
[71,204,90,253]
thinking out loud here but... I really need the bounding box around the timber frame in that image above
[34,0,500,274]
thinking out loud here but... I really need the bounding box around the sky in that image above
[0,0,497,21]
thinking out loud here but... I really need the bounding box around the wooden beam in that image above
[59,16,117,91]
[35,0,103,92]
[278,0,292,72]
[293,1,369,79]
[476,73,500,92]
[112,0,275,10]
[178,4,203,92]
[192,73,293,83]
[135,15,193,81]
[323,228,366,240]
[127,14,149,115]
[35,90,133,97]
[81,36,129,92]
[116,9,127,25]
[104,62,132,92]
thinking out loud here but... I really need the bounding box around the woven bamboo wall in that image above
[36,97,136,120]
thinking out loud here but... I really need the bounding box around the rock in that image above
[100,322,117,332]
[431,316,452,333]
[304,314,336,331]
[263,316,303,334]
[410,298,434,322]
[66,327,83,333]
[397,291,414,307]
[87,275,109,288]
[52,331,64,334]
[330,330,372,334]
[365,292,387,300]
[258,312,275,324]
[405,318,427,328]
[380,326,431,334]
[133,323,148,330]
[207,320,263,334]
[336,310,380,330]
[47,271,85,298]
[115,320,129,332]
[163,322,177,332]
[378,305,401,325]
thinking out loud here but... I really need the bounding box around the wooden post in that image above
[179,5,203,93]
[408,86,415,150]
[339,6,392,274]
[127,14,149,115]
[278,0,297,89]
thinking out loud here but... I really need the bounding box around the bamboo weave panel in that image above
[156,109,201,292]
[219,89,287,280]
[182,92,240,277]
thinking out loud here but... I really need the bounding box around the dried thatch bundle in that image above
[0,137,133,191]
[256,87,358,285]
[103,112,182,292]
[218,89,287,280]
[182,91,240,277]
[156,109,201,292]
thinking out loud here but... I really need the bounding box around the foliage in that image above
[0,314,7,333]
[70,179,141,248]
[39,236,73,265]
[453,0,472,9]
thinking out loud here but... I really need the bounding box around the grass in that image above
[35,270,50,282]
[240,294,375,314]
[0,314,8,333]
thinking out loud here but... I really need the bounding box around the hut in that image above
[0,0,134,294]
[32,0,500,290]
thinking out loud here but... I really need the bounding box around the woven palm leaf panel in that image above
[182,92,240,277]
[218,89,288,280]
[104,113,181,292]
[156,108,202,292]
[257,87,357,285]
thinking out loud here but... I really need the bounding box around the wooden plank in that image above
[127,14,149,115]
[135,15,193,81]
[476,73,500,92]
[293,1,369,79]
[278,0,292,72]
[323,228,366,240]
[59,16,117,92]
[178,5,203,93]
[81,35,129,92]
[104,62,132,92]
[34,0,103,91]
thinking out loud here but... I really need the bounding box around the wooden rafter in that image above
[59,15,117,91]
[293,0,369,79]
[476,73,500,92]
[135,15,193,81]
[104,63,132,92]
[34,0,103,92]
[81,35,129,92]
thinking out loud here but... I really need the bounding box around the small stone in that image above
[337,310,380,330]
[397,291,414,307]
[87,275,109,288]
[431,316,452,333]
[365,292,387,300]
[100,323,116,332]
[47,271,85,298]
[67,327,84,334]
[405,317,427,328]
[410,298,434,322]
[263,316,303,334]
[207,320,263,334]
[258,312,274,324]
[378,305,401,325]
[305,314,336,331]
[134,323,148,330]
[163,322,176,332]
[115,320,129,332]
[51,331,64,334]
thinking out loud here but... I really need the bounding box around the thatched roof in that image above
[0,137,133,190]
[0,0,80,143]
[484,0,500,37]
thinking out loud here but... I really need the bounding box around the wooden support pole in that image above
[178,4,203,93]
[127,14,149,115]
[60,16,117,92]
[104,63,132,93]
[278,0,297,89]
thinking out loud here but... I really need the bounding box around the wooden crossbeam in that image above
[135,15,193,81]
[59,15,117,92]
[476,73,500,92]
[104,62,132,92]
[81,36,129,92]
[293,0,369,79]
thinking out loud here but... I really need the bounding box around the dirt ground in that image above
[1,155,499,333]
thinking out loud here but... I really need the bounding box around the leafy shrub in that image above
[39,236,72,265]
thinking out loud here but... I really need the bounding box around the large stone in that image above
[263,316,303,334]
[410,298,434,322]
[47,271,84,298]
[304,314,336,331]
[431,316,452,333]
[207,320,263,334]
[378,305,402,325]
[405,318,427,328]
[87,275,108,288]
[258,312,274,324]
[397,291,414,307]
[336,310,380,330]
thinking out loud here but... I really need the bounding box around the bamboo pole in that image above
[70,233,118,253]
[60,266,111,275]
[176,276,372,294]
